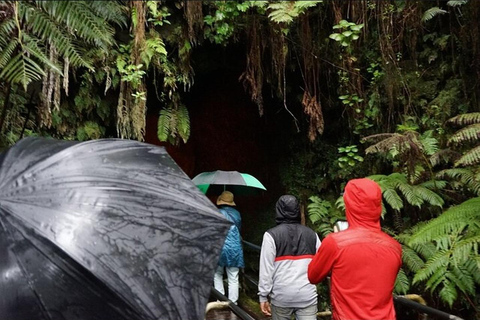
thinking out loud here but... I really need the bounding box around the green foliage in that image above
[157,104,190,145]
[404,197,480,307]
[329,20,364,47]
[307,196,345,238]
[422,7,447,23]
[394,268,411,294]
[267,1,321,25]
[368,173,444,211]
[447,0,468,7]
[446,113,480,167]
[436,168,480,196]
[336,145,364,178]
[76,121,105,141]
[0,1,121,90]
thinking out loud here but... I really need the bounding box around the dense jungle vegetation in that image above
[0,0,479,318]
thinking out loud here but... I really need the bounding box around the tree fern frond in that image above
[425,266,448,292]
[408,197,480,245]
[450,235,480,264]
[394,268,410,294]
[455,145,480,167]
[334,197,345,219]
[89,0,127,26]
[402,246,425,272]
[36,1,114,48]
[176,105,190,143]
[0,38,18,70]
[21,3,90,68]
[267,2,296,24]
[430,148,460,167]
[157,108,173,142]
[307,196,332,223]
[436,168,480,195]
[420,130,439,156]
[0,52,45,89]
[422,7,447,23]
[448,123,480,145]
[397,182,423,207]
[449,265,475,295]
[293,1,323,10]
[447,112,480,126]
[464,259,480,284]
[413,249,449,284]
[421,179,447,190]
[413,242,438,260]
[438,279,457,307]
[0,18,16,42]
[413,185,444,207]
[22,34,61,74]
[447,0,468,7]
[383,188,403,211]
[413,250,450,282]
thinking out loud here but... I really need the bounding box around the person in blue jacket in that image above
[213,191,245,305]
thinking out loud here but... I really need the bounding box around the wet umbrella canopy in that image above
[0,137,231,320]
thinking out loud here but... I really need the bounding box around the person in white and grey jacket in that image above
[258,195,321,320]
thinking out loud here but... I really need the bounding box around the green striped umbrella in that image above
[192,170,266,195]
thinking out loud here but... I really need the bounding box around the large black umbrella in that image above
[0,137,231,320]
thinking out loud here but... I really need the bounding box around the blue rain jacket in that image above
[217,205,245,268]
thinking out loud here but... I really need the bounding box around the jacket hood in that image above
[343,178,382,229]
[275,195,301,224]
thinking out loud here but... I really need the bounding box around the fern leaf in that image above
[420,130,439,156]
[421,179,447,190]
[21,2,90,68]
[448,123,480,145]
[413,249,449,284]
[0,52,45,90]
[383,188,403,211]
[267,2,295,24]
[447,0,468,7]
[402,246,425,272]
[36,1,113,48]
[438,279,457,307]
[408,197,480,245]
[0,38,18,70]
[429,148,460,167]
[394,268,410,294]
[449,265,475,295]
[176,105,190,143]
[422,7,447,23]
[397,182,423,207]
[90,0,127,26]
[307,196,331,223]
[455,145,480,167]
[413,185,444,207]
[157,108,173,142]
[23,34,62,74]
[447,112,480,126]
[450,235,480,264]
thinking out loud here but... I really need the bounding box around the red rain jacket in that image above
[308,178,402,320]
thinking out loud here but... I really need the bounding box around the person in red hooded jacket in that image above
[308,178,402,320]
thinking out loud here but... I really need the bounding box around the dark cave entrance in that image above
[144,43,299,241]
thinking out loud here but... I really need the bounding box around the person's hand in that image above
[260,301,271,317]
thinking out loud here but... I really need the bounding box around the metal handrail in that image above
[210,287,256,320]
[241,240,465,320]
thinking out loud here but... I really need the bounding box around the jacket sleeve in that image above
[258,232,275,303]
[308,235,337,284]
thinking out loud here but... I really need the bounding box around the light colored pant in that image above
[213,266,239,304]
[271,303,318,320]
